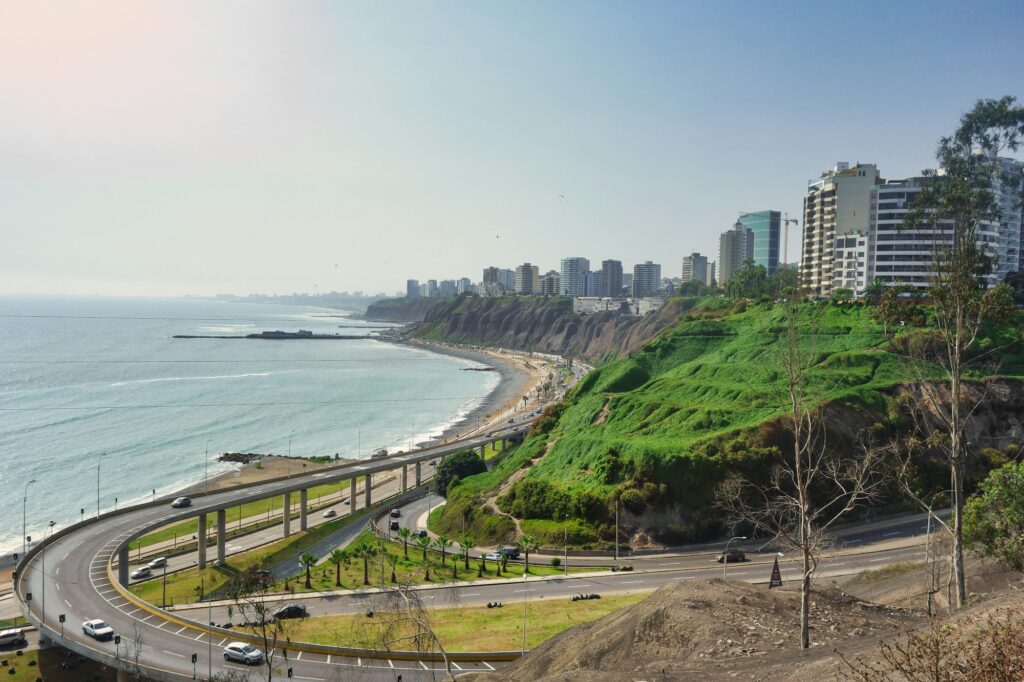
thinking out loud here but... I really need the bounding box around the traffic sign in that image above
[768,556,783,588]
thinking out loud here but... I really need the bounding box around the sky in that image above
[2,1,1023,297]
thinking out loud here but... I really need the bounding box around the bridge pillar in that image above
[216,509,226,565]
[118,546,129,586]
[283,492,292,538]
[349,478,357,511]
[300,489,308,531]
[415,461,421,487]
[364,473,372,507]
[197,512,207,569]
[401,464,408,493]
[478,445,485,459]
[117,668,131,682]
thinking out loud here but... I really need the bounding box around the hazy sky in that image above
[2,2,1023,297]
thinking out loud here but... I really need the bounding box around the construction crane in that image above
[782,213,799,268]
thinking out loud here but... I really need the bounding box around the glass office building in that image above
[738,210,781,275]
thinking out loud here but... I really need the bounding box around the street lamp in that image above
[40,520,56,627]
[521,571,528,655]
[22,479,36,558]
[723,536,747,580]
[96,452,106,519]
[204,440,211,494]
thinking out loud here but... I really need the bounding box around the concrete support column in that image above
[197,512,207,569]
[364,473,372,507]
[415,461,422,487]
[216,509,226,565]
[478,445,485,459]
[401,465,408,493]
[283,492,292,538]
[300,489,308,531]
[117,668,131,682]
[349,478,357,511]
[118,546,129,586]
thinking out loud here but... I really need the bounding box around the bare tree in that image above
[896,96,1023,608]
[127,617,146,681]
[716,303,893,649]
[226,565,290,682]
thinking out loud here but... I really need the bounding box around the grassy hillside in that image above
[431,298,1024,547]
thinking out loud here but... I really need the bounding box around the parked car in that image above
[484,551,503,561]
[170,496,191,508]
[223,642,263,665]
[322,509,337,518]
[0,629,26,647]
[130,566,152,580]
[146,557,167,570]
[498,546,520,559]
[389,521,400,531]
[271,604,309,621]
[507,418,514,423]
[716,549,746,563]
[389,508,401,518]
[82,619,114,641]
[416,529,428,538]
[344,499,350,505]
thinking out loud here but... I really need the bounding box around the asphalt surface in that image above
[16,424,531,682]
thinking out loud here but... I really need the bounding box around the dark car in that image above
[389,520,400,531]
[416,529,428,538]
[271,604,309,621]
[170,496,191,508]
[498,546,520,559]
[716,549,746,563]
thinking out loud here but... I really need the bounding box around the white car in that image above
[223,642,263,665]
[322,509,337,518]
[147,557,167,570]
[484,551,503,561]
[130,566,152,580]
[0,629,26,646]
[82,619,114,641]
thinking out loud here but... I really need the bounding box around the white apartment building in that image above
[559,257,590,297]
[515,263,540,294]
[718,223,754,284]
[681,252,709,285]
[632,261,661,298]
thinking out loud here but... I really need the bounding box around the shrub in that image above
[434,450,486,498]
[550,557,561,567]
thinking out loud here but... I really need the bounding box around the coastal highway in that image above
[14,424,533,682]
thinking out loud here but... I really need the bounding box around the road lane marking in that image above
[55,583,61,591]
[218,637,227,645]
[673,576,695,580]
[388,659,395,669]
[163,650,186,658]
[462,593,480,597]
[64,599,73,608]
[293,677,323,681]
[195,632,205,641]
[175,627,187,635]
[618,580,645,584]
[326,654,331,664]
[55,567,59,576]
[419,661,429,670]
[513,589,534,593]
[296,651,302,660]
[868,557,889,562]
[483,662,495,670]
[883,531,900,537]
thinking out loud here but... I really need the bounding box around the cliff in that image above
[363,296,443,323]
[413,295,695,364]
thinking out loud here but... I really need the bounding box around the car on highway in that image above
[129,566,152,580]
[344,499,350,505]
[271,604,309,621]
[389,520,400,531]
[82,619,114,641]
[484,551,503,561]
[322,509,337,518]
[146,557,167,570]
[498,546,520,559]
[389,508,401,518]
[223,642,263,665]
[716,549,746,563]
[170,496,191,508]
[507,418,514,423]
[416,529,428,538]
[0,629,26,647]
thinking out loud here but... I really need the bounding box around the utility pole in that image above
[614,495,619,565]
[97,452,106,519]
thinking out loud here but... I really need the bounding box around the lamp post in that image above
[288,430,293,476]
[521,571,528,654]
[723,536,747,580]
[204,440,211,494]
[563,514,569,576]
[22,479,36,558]
[97,452,106,519]
[40,521,55,627]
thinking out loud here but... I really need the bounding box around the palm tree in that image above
[433,534,452,567]
[415,534,431,562]
[397,527,413,560]
[516,535,539,575]
[459,535,475,570]
[864,277,885,306]
[299,551,317,589]
[328,548,348,587]
[353,538,379,585]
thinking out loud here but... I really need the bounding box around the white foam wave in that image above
[109,372,272,387]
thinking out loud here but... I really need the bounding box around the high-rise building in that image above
[632,261,661,298]
[482,266,515,293]
[584,270,603,297]
[427,279,439,297]
[559,257,590,297]
[706,261,717,287]
[600,260,623,297]
[539,270,561,296]
[801,162,882,297]
[738,210,781,275]
[457,277,473,295]
[681,253,708,285]
[515,263,539,294]
[406,279,420,298]
[719,222,754,284]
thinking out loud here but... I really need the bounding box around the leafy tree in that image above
[434,450,487,497]
[768,266,799,298]
[864,277,885,305]
[352,538,379,585]
[328,548,349,587]
[396,527,413,559]
[416,533,431,562]
[676,279,708,296]
[964,461,1024,570]
[830,287,854,303]
[299,551,317,589]
[433,534,452,567]
[516,534,540,575]
[900,96,1023,608]
[725,259,768,299]
[459,534,475,570]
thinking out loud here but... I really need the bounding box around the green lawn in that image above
[272,592,648,651]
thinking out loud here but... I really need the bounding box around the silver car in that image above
[223,641,263,665]
[0,629,26,647]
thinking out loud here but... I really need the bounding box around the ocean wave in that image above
[109,372,272,387]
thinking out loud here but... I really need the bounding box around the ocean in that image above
[0,296,499,555]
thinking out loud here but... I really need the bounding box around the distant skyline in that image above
[2,2,1023,297]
